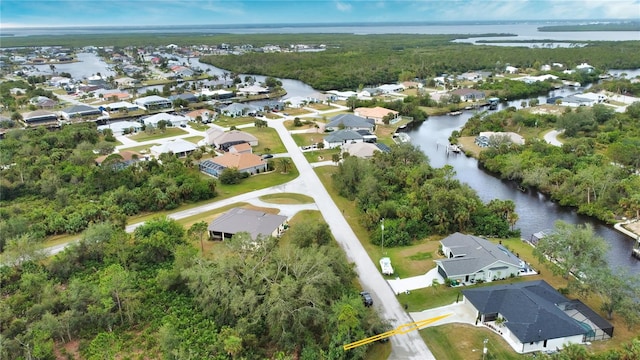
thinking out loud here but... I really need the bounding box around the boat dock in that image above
[392,132,411,144]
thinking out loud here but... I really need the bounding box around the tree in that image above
[588,268,640,325]
[278,158,292,174]
[157,120,168,133]
[188,221,209,254]
[219,168,243,184]
[0,234,45,267]
[534,221,608,286]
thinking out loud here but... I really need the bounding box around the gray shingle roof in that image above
[327,114,374,129]
[463,281,589,343]
[324,129,363,143]
[437,233,521,277]
[208,208,287,240]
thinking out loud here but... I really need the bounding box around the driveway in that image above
[388,267,444,294]
[543,129,563,147]
[410,301,477,328]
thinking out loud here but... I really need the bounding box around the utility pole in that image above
[381,218,385,254]
[483,338,488,360]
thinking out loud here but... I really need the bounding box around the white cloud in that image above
[335,1,352,12]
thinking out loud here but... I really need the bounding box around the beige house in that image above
[354,107,399,124]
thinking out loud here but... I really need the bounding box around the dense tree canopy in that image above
[332,144,518,246]
[0,123,217,251]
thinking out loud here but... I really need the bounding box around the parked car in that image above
[360,291,373,307]
[179,124,187,128]
[262,154,274,159]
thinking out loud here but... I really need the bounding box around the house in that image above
[435,232,522,284]
[221,103,259,117]
[168,93,198,103]
[458,72,483,82]
[377,84,405,93]
[451,88,486,102]
[59,104,102,120]
[206,129,258,150]
[236,84,269,96]
[49,76,72,87]
[186,109,215,123]
[462,280,613,353]
[576,63,594,72]
[342,142,387,159]
[200,88,234,99]
[515,74,559,84]
[505,66,519,74]
[229,143,253,154]
[323,129,364,149]
[201,152,266,176]
[475,132,525,148]
[22,110,58,125]
[281,96,309,108]
[326,114,375,132]
[150,138,197,158]
[354,106,399,124]
[98,121,142,135]
[105,101,139,113]
[561,95,596,107]
[134,95,172,111]
[29,96,57,109]
[143,113,188,127]
[251,100,285,112]
[207,208,287,240]
[113,77,140,88]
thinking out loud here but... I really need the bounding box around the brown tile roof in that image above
[230,143,252,152]
[211,152,265,170]
[355,106,398,119]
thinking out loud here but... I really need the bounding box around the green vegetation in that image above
[0,218,387,359]
[0,123,217,251]
[129,126,187,141]
[241,126,287,154]
[460,103,640,223]
[259,193,314,204]
[331,144,519,247]
[422,324,525,360]
[539,22,640,32]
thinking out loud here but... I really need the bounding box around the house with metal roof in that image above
[142,113,188,127]
[134,95,172,111]
[326,114,375,132]
[451,88,486,102]
[435,232,522,284]
[22,110,58,125]
[462,280,612,353]
[98,121,142,135]
[221,103,259,117]
[59,104,102,120]
[150,138,197,158]
[323,129,364,149]
[341,141,388,159]
[208,207,287,240]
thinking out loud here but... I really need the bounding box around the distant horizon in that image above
[2,18,638,30]
[2,0,639,29]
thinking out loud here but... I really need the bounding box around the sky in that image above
[1,0,639,28]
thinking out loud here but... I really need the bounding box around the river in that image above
[407,100,640,274]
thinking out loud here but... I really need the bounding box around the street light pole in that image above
[381,218,385,254]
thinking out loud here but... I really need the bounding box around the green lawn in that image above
[304,148,340,163]
[120,143,160,153]
[189,122,210,131]
[283,119,323,131]
[183,136,204,144]
[421,324,526,360]
[129,127,188,142]
[215,165,299,198]
[291,132,322,147]
[242,126,287,154]
[307,103,334,111]
[214,115,256,128]
[259,193,314,204]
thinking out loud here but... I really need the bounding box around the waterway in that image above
[407,100,640,273]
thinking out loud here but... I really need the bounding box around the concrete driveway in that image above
[410,301,477,328]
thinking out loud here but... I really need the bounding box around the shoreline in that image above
[616,220,640,242]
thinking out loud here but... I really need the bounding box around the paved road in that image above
[543,129,563,147]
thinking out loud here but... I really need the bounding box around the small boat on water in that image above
[448,111,463,116]
[633,237,640,260]
[447,144,462,153]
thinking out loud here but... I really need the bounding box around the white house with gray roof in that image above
[323,129,364,149]
[326,114,375,132]
[436,232,522,284]
[462,280,612,353]
[208,208,288,240]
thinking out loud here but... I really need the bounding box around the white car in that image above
[380,257,394,275]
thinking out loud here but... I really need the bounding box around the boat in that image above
[380,257,394,275]
[448,111,463,116]
[447,144,462,154]
[392,132,411,144]
[633,238,640,259]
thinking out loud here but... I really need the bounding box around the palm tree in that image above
[278,158,292,174]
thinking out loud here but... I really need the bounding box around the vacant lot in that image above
[130,127,187,141]
[241,126,287,154]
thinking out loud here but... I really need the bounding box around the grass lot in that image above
[283,119,324,131]
[129,128,187,142]
[291,132,322,147]
[278,210,324,248]
[304,148,340,163]
[183,136,204,144]
[120,143,159,153]
[264,113,281,119]
[307,103,334,111]
[214,115,256,128]
[189,122,210,131]
[259,193,314,204]
[241,126,287,154]
[422,324,525,360]
[282,108,311,116]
